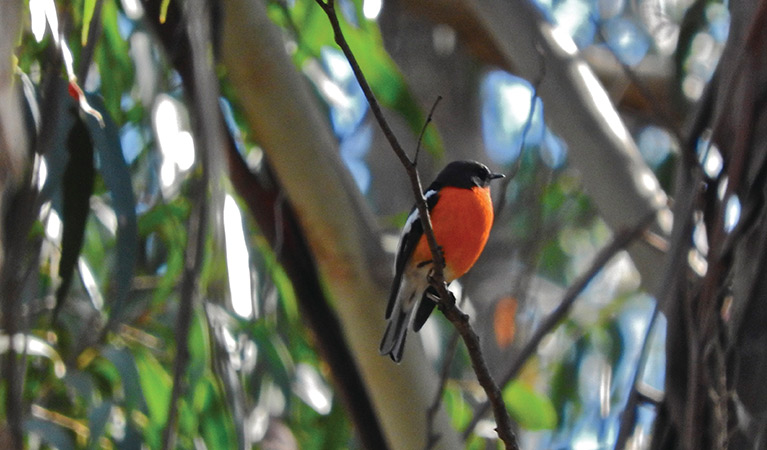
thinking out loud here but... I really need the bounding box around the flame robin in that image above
[380,160,504,362]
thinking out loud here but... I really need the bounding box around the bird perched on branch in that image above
[380,160,504,363]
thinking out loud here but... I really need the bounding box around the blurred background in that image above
[0,0,744,448]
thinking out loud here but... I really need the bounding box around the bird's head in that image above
[433,160,505,189]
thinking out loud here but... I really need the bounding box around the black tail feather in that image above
[379,308,410,363]
[413,292,437,332]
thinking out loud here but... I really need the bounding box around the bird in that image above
[379,160,505,363]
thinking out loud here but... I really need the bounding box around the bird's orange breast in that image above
[411,186,495,282]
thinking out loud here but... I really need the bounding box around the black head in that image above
[431,160,505,190]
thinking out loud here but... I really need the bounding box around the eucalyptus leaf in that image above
[102,347,149,414]
[55,116,95,317]
[25,418,76,450]
[83,94,138,321]
[502,379,558,430]
[81,0,98,45]
[87,401,113,449]
[132,349,171,427]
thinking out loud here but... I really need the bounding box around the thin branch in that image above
[463,211,657,439]
[414,95,442,166]
[162,0,216,447]
[424,331,459,450]
[162,177,208,450]
[495,57,544,220]
[314,1,519,448]
[614,302,660,449]
[440,292,518,448]
[313,0,445,284]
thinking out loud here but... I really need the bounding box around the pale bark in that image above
[220,1,461,448]
[0,0,27,273]
[401,0,671,295]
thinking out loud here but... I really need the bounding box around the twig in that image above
[614,302,660,449]
[162,177,207,450]
[440,292,519,448]
[495,58,545,220]
[424,331,459,450]
[463,212,657,439]
[313,0,445,284]
[161,0,216,447]
[414,96,442,166]
[314,1,519,448]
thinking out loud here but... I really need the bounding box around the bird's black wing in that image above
[413,286,438,331]
[385,189,441,319]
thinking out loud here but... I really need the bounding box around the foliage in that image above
[1,0,735,448]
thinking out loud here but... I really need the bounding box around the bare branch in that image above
[614,304,661,449]
[314,1,519,448]
[313,0,445,287]
[414,96,443,166]
[162,0,220,446]
[463,211,657,439]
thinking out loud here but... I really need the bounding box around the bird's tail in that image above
[379,307,410,363]
[380,285,439,362]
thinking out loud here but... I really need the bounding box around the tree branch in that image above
[463,211,657,439]
[161,0,217,446]
[313,0,445,284]
[614,303,661,449]
[219,0,461,446]
[399,0,671,298]
[314,1,519,448]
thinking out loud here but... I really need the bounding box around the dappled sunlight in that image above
[0,334,66,379]
[363,0,382,20]
[294,363,333,415]
[576,61,629,144]
[724,195,741,233]
[153,94,196,193]
[28,0,59,44]
[78,259,104,311]
[481,70,544,165]
[224,194,255,319]
[6,0,752,447]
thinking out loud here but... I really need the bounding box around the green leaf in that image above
[133,349,172,427]
[187,309,210,390]
[81,0,98,45]
[138,200,189,307]
[159,0,171,23]
[95,0,134,117]
[249,321,294,403]
[502,379,557,430]
[443,384,471,430]
[198,376,237,448]
[252,236,298,321]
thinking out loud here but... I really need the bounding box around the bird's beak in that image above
[490,172,505,180]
